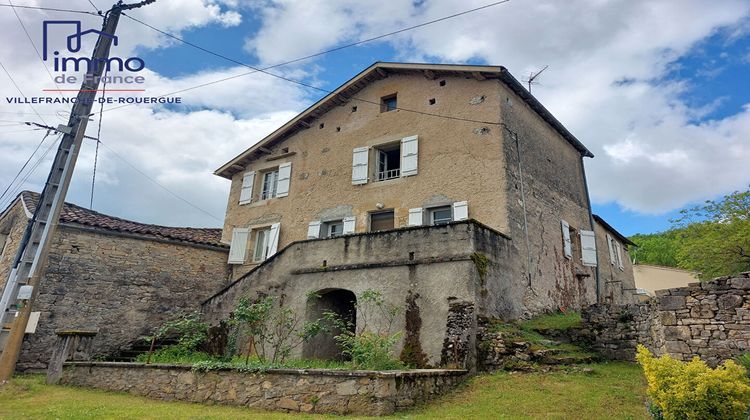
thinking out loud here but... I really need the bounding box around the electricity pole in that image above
[0,0,155,382]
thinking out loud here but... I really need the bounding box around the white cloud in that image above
[242,0,750,214]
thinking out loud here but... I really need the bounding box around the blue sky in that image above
[1,0,750,236]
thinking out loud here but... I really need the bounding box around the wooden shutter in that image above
[227,228,249,264]
[267,223,280,257]
[342,216,356,234]
[408,208,423,226]
[615,241,624,270]
[307,220,322,239]
[606,234,615,265]
[561,220,572,259]
[352,147,369,185]
[580,230,597,267]
[401,135,418,177]
[452,201,468,221]
[276,162,291,198]
[239,171,255,205]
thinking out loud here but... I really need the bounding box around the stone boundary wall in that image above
[60,362,467,416]
[581,274,750,366]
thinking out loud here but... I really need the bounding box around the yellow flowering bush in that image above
[636,345,750,419]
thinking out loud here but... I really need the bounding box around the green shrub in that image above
[735,353,750,377]
[636,345,750,419]
[135,347,216,365]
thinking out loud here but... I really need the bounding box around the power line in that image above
[7,0,66,100]
[97,141,223,222]
[0,61,48,126]
[90,68,108,209]
[103,0,511,125]
[0,133,59,210]
[0,130,52,204]
[0,3,98,16]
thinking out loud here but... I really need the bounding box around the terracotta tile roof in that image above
[19,191,226,247]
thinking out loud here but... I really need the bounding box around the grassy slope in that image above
[0,362,647,419]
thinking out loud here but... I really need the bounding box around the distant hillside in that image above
[628,189,750,280]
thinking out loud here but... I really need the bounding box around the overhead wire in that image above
[0,3,99,16]
[96,141,224,222]
[102,0,512,126]
[7,0,66,100]
[0,133,59,210]
[0,61,47,126]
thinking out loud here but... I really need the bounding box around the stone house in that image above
[203,62,638,367]
[0,191,231,370]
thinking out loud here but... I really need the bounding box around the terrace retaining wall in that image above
[580,273,750,366]
[60,362,467,416]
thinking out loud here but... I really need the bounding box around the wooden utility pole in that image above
[0,0,155,382]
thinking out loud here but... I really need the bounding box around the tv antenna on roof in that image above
[524,65,549,93]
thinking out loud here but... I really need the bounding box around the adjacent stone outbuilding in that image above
[0,191,231,370]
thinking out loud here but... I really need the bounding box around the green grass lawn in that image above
[0,362,647,419]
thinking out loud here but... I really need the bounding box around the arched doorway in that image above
[303,289,356,360]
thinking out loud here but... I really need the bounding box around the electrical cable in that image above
[7,0,66,100]
[0,60,47,126]
[0,3,99,16]
[102,0,511,126]
[97,141,224,222]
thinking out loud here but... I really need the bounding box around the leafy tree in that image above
[671,189,750,279]
[630,231,681,267]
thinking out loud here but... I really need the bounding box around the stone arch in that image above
[303,288,356,360]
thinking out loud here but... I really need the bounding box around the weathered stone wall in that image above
[498,82,599,319]
[581,274,750,366]
[593,220,637,305]
[17,224,231,370]
[203,221,513,368]
[0,198,29,292]
[60,362,467,416]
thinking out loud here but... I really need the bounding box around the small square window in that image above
[261,169,279,200]
[319,123,325,129]
[429,98,436,105]
[351,106,358,112]
[430,206,452,225]
[322,220,343,238]
[370,210,394,231]
[381,94,397,112]
[439,80,446,86]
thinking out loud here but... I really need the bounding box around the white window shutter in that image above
[352,147,369,185]
[267,223,280,257]
[561,220,572,259]
[408,208,423,226]
[276,162,292,198]
[606,234,615,265]
[580,230,597,267]
[239,171,255,205]
[615,242,624,270]
[342,216,356,234]
[307,220,322,239]
[401,135,418,177]
[452,201,468,221]
[228,228,249,264]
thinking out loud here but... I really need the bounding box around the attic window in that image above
[351,106,358,112]
[380,94,397,112]
[439,80,446,86]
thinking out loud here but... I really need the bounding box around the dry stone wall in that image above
[581,273,750,366]
[61,362,467,416]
